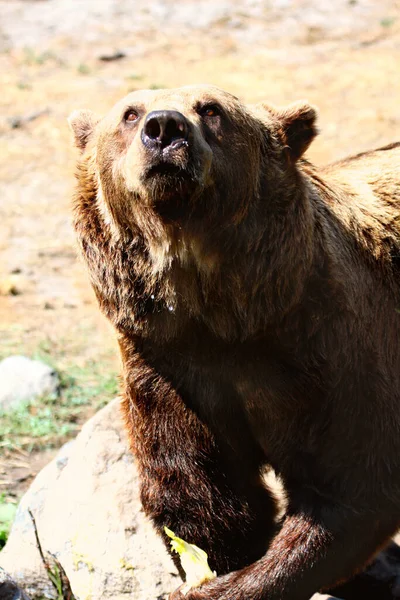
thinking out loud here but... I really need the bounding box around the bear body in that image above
[69,85,400,599]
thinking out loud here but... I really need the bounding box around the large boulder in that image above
[0,398,179,600]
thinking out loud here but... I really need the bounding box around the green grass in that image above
[149,83,166,90]
[22,47,61,66]
[77,63,91,75]
[0,493,17,549]
[0,355,119,454]
[380,17,396,28]
[126,73,143,81]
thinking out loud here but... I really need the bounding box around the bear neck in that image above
[74,155,340,344]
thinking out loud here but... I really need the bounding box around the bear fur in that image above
[69,85,400,600]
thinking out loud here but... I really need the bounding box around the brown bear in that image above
[69,85,400,600]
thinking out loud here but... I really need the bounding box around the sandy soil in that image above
[0,0,400,492]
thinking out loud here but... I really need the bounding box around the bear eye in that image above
[198,104,221,119]
[124,109,139,123]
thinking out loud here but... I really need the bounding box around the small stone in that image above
[0,356,60,412]
[98,50,126,62]
[0,276,23,296]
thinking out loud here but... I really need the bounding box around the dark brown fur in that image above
[69,85,400,599]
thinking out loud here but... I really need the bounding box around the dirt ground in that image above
[1,0,400,495]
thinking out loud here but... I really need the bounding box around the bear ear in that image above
[68,109,100,151]
[274,102,318,162]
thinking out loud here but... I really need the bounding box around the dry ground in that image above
[0,0,400,496]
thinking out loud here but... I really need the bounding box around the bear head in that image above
[69,85,317,274]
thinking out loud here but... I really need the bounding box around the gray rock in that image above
[0,568,32,600]
[0,398,179,600]
[0,356,59,412]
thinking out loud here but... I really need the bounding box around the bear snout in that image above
[141,110,189,151]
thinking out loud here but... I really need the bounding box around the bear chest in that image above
[140,335,324,471]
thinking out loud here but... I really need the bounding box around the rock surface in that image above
[0,355,59,412]
[0,567,31,600]
[0,398,179,600]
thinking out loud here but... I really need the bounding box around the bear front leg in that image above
[120,349,277,577]
[171,499,398,600]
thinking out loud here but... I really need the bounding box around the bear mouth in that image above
[142,159,198,219]
[146,162,188,179]
[143,156,196,192]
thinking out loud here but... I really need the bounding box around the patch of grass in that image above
[126,73,143,80]
[0,493,17,550]
[16,80,32,90]
[380,17,395,28]
[77,63,91,75]
[0,357,119,454]
[22,47,59,66]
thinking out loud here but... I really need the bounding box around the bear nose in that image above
[141,110,189,149]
